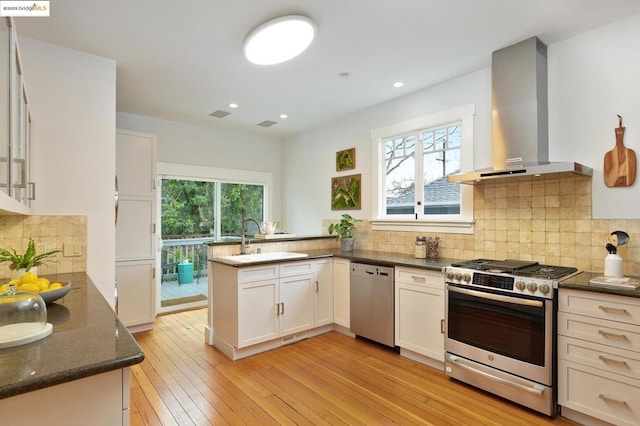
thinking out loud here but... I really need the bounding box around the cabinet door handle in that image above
[440,319,445,334]
[315,280,319,293]
[599,393,628,406]
[28,182,36,200]
[598,355,628,368]
[280,302,285,315]
[598,330,628,341]
[276,303,280,315]
[598,305,629,315]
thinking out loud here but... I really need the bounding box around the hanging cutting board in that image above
[604,115,636,187]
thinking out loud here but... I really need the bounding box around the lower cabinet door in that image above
[314,260,334,327]
[279,274,314,336]
[395,283,444,361]
[238,279,279,347]
[115,260,155,327]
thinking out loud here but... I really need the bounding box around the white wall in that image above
[19,37,117,303]
[116,112,284,224]
[549,13,640,218]
[283,13,640,233]
[282,68,492,234]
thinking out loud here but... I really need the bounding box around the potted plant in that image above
[0,236,61,278]
[328,214,362,252]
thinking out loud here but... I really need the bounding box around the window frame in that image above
[157,162,273,240]
[370,104,475,234]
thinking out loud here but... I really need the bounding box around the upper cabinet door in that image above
[0,19,9,196]
[116,130,156,197]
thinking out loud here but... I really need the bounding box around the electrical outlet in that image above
[63,243,81,257]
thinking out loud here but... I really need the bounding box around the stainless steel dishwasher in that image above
[350,262,395,347]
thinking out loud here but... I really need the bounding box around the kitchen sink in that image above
[215,251,309,265]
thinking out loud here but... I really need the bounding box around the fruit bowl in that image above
[39,282,71,304]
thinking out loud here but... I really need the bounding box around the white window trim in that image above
[370,104,475,234]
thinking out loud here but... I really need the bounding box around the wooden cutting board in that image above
[604,115,636,187]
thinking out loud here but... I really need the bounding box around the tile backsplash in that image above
[0,215,87,280]
[352,176,640,276]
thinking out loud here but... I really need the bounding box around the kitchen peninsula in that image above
[0,273,144,425]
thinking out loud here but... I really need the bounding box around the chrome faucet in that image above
[240,218,262,254]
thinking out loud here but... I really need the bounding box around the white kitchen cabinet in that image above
[558,289,640,426]
[238,277,279,347]
[395,266,444,365]
[211,259,333,360]
[0,368,130,426]
[0,18,33,214]
[313,259,333,327]
[115,129,157,330]
[333,258,350,329]
[115,260,155,331]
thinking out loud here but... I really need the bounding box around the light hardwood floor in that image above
[130,309,579,425]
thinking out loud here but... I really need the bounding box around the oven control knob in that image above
[526,282,538,292]
[446,271,455,280]
[539,284,550,294]
[462,274,471,283]
[454,272,462,281]
[515,280,526,291]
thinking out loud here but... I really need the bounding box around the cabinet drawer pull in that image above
[598,305,629,315]
[598,330,628,341]
[599,393,628,406]
[598,355,628,368]
[411,275,426,282]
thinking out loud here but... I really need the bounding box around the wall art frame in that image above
[331,173,361,210]
[336,147,356,171]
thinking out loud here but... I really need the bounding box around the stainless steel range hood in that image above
[448,36,592,184]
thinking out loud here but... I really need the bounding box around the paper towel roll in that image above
[604,254,623,278]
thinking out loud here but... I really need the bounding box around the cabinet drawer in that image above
[238,265,279,283]
[559,335,640,381]
[559,289,640,326]
[395,267,443,289]
[558,312,640,353]
[280,261,314,277]
[559,359,640,426]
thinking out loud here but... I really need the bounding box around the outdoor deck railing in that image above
[161,237,214,283]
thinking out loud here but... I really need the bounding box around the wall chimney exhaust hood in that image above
[448,36,592,184]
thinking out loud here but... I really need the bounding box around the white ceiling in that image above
[15,0,640,139]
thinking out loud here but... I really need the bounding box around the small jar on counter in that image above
[427,237,439,259]
[415,236,427,259]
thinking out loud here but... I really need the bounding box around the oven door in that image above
[445,283,554,385]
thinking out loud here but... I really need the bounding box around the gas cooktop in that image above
[450,258,577,279]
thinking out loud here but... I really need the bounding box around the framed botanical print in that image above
[336,148,355,171]
[331,174,361,210]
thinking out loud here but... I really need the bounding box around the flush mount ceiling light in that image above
[244,15,316,65]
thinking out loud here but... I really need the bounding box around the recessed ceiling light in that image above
[393,81,404,88]
[229,103,238,109]
[280,114,288,119]
[244,15,316,65]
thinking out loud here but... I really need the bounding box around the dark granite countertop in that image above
[559,271,640,298]
[0,272,144,399]
[211,248,458,272]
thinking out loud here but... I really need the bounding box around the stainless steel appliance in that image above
[444,259,578,416]
[350,262,395,347]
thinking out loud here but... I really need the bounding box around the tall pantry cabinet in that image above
[115,130,157,331]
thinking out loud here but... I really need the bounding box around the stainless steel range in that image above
[444,259,578,416]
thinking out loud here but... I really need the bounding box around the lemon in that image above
[36,278,50,292]
[0,284,8,294]
[17,283,40,293]
[19,272,39,284]
[48,282,64,291]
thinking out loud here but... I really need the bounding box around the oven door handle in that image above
[447,285,543,308]
[447,354,545,395]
